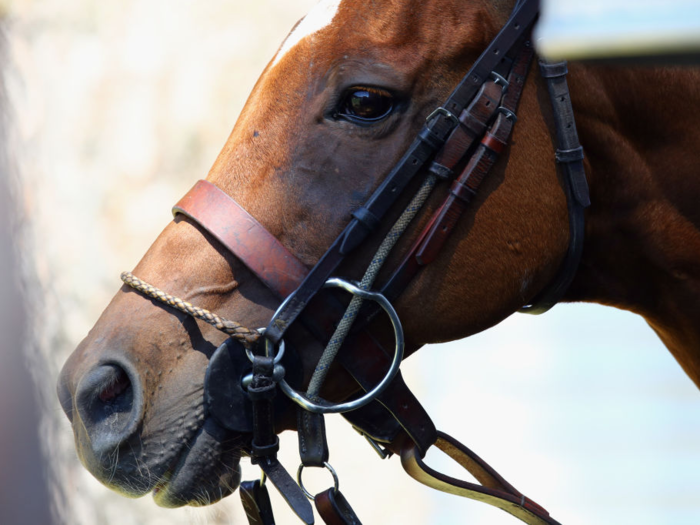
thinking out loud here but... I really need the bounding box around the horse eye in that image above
[338,87,394,122]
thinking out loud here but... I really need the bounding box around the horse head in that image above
[58,0,575,510]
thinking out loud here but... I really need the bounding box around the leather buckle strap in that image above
[373,39,535,297]
[519,58,591,314]
[430,80,504,177]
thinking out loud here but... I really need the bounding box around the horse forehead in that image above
[272,0,343,67]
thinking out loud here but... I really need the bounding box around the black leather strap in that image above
[256,456,315,525]
[240,479,276,525]
[248,356,314,524]
[520,59,590,314]
[298,409,330,467]
[248,356,279,460]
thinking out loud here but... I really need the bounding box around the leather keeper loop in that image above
[247,379,276,401]
[418,126,445,150]
[481,133,507,154]
[450,180,476,203]
[539,60,568,79]
[555,146,584,164]
[459,111,488,137]
[252,436,280,458]
[351,207,380,231]
[428,162,454,180]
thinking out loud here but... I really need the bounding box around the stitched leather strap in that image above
[401,432,562,525]
[298,409,330,467]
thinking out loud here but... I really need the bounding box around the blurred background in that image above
[1,0,699,524]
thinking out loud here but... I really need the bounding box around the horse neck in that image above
[565,64,700,386]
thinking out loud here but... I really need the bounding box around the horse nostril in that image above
[98,366,131,404]
[75,363,144,455]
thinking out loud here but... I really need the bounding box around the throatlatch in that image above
[121,0,591,522]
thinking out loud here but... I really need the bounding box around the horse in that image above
[57,0,700,522]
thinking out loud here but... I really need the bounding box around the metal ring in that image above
[260,470,267,486]
[296,462,339,500]
[245,327,286,365]
[278,277,405,414]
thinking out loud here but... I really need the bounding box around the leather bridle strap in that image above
[174,180,439,455]
[263,0,541,346]
[401,432,562,525]
[519,59,590,314]
[173,180,307,299]
[369,38,534,312]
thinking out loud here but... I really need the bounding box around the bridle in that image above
[121,0,590,523]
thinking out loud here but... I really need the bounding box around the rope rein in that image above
[120,271,260,348]
[306,173,437,398]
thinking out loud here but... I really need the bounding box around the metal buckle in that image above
[353,428,393,460]
[425,107,459,129]
[497,106,518,122]
[277,277,405,414]
[490,71,509,92]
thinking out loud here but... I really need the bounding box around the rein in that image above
[122,0,589,523]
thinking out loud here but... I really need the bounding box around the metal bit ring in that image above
[297,462,339,500]
[277,277,405,414]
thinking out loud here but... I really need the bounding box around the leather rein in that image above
[123,0,589,523]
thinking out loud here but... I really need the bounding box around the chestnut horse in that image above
[58,0,700,521]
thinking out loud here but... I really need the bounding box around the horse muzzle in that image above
[57,341,245,507]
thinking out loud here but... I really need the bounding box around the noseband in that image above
[122,0,589,523]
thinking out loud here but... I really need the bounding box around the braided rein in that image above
[120,271,260,348]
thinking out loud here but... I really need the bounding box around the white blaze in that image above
[271,0,342,67]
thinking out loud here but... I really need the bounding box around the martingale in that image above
[120,0,590,523]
